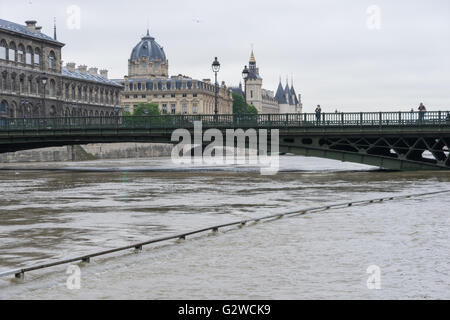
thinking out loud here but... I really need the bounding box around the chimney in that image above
[66,62,76,72]
[35,26,42,33]
[25,20,37,32]
[99,69,108,78]
[88,67,98,76]
[77,65,87,75]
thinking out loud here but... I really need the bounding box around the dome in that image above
[130,30,166,61]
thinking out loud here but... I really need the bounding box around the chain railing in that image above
[0,111,449,131]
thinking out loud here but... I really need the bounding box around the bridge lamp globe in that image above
[41,75,48,86]
[211,57,220,73]
[242,65,249,81]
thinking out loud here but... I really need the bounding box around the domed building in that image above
[128,30,168,79]
[119,29,233,115]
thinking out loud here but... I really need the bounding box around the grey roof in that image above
[0,19,64,46]
[285,83,293,105]
[275,82,287,104]
[130,30,166,61]
[121,77,215,91]
[62,67,123,87]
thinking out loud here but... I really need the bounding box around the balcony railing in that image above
[0,111,449,131]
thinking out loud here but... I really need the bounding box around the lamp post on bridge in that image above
[211,57,220,119]
[40,73,48,117]
[241,65,249,114]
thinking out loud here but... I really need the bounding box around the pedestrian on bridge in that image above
[315,105,322,125]
[418,103,426,123]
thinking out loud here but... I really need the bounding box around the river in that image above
[0,156,449,299]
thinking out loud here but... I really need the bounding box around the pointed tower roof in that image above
[285,81,293,105]
[275,80,287,104]
[249,50,256,64]
[53,17,57,40]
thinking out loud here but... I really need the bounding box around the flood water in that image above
[0,156,449,299]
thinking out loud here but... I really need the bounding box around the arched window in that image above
[8,42,16,62]
[49,105,55,117]
[0,100,7,113]
[34,48,40,66]
[49,79,56,96]
[0,40,7,60]
[28,77,32,93]
[48,51,56,69]
[17,44,24,63]
[26,46,32,64]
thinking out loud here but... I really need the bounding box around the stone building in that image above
[0,18,122,121]
[231,51,302,114]
[118,29,233,115]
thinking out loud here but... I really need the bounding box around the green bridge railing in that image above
[0,111,449,131]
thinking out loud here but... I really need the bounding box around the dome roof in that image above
[130,30,166,61]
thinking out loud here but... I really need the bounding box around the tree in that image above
[133,102,161,116]
[232,93,258,115]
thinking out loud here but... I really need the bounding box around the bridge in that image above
[1,111,450,170]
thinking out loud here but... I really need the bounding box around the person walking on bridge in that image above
[315,105,322,125]
[418,103,426,123]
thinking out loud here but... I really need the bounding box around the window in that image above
[154,94,157,98]
[133,95,138,98]
[0,41,6,60]
[182,103,187,114]
[34,48,40,65]
[171,94,175,98]
[171,104,176,114]
[142,94,146,98]
[162,94,166,98]
[49,79,55,96]
[193,93,197,97]
[182,93,187,98]
[17,45,24,63]
[0,100,7,113]
[125,95,130,99]
[125,106,130,112]
[8,42,16,61]
[162,104,167,114]
[250,90,253,98]
[48,51,56,69]
[26,47,32,64]
[192,104,198,114]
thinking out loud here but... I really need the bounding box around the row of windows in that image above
[126,103,199,115]
[0,73,118,105]
[125,93,197,99]
[0,40,56,69]
[126,82,216,92]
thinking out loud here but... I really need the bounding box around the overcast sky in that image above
[2,0,449,111]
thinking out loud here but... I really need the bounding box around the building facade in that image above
[118,30,233,115]
[0,18,122,121]
[232,51,302,114]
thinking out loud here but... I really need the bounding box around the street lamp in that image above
[242,65,249,114]
[211,57,220,116]
[40,73,48,117]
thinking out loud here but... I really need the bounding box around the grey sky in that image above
[2,0,449,111]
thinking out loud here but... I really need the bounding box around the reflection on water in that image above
[0,156,449,299]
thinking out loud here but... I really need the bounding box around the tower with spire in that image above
[231,49,302,113]
[245,50,263,112]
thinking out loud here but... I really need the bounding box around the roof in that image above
[0,19,64,46]
[130,30,166,61]
[285,83,293,105]
[62,67,123,87]
[119,77,217,91]
[275,82,287,104]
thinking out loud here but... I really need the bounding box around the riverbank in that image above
[0,143,173,163]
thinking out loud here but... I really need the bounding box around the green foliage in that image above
[133,103,161,116]
[232,93,258,115]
